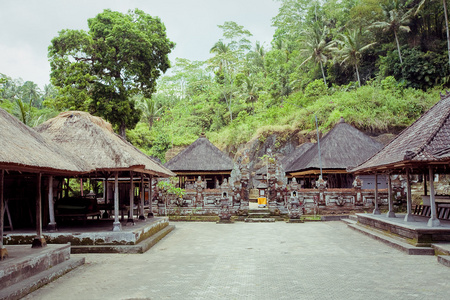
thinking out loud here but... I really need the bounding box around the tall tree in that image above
[370,0,414,65]
[334,29,376,87]
[299,23,335,86]
[48,9,175,137]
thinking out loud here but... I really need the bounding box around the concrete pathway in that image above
[24,222,450,300]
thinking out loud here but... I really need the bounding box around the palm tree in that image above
[138,97,162,129]
[299,23,335,86]
[371,0,414,65]
[209,40,236,122]
[334,29,377,87]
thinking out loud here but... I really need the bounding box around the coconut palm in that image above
[138,97,162,129]
[370,0,415,65]
[299,23,335,86]
[334,29,377,87]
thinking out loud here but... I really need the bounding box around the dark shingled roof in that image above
[352,93,450,174]
[164,135,234,172]
[282,143,313,170]
[285,117,383,174]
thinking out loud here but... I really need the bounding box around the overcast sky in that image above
[0,0,280,89]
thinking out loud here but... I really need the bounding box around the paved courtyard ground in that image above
[25,221,449,300]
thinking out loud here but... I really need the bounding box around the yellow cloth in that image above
[257,197,267,205]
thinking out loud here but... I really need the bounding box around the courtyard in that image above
[24,221,449,300]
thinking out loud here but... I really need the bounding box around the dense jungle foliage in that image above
[1,0,450,162]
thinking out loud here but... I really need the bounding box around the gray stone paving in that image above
[24,221,450,300]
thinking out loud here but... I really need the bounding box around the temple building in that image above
[165,134,235,189]
[284,117,385,189]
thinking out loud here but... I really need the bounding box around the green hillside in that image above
[1,0,449,162]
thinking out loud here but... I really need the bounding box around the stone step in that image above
[346,223,435,256]
[248,212,271,218]
[0,244,72,290]
[437,255,450,268]
[348,214,358,221]
[0,256,84,300]
[432,243,450,256]
[244,218,276,223]
[71,225,175,254]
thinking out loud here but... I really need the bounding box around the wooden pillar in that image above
[428,166,441,227]
[373,173,380,215]
[0,169,8,260]
[112,172,121,231]
[423,173,428,196]
[386,173,396,218]
[102,177,109,219]
[139,174,145,220]
[404,168,415,222]
[80,178,83,197]
[127,171,135,224]
[32,173,46,248]
[148,175,154,218]
[47,175,57,231]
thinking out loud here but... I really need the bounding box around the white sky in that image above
[0,0,280,89]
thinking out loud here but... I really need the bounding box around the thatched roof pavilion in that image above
[286,117,383,176]
[35,111,174,230]
[165,134,234,189]
[351,95,450,174]
[35,111,174,177]
[285,117,383,188]
[282,143,313,174]
[0,109,92,175]
[351,93,450,225]
[1,108,92,257]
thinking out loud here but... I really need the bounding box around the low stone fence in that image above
[152,187,388,216]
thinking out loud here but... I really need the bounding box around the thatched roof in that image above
[0,108,91,174]
[35,111,174,177]
[285,117,383,175]
[352,93,450,174]
[164,134,234,173]
[281,143,313,170]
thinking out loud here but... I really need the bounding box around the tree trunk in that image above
[444,0,450,66]
[355,63,361,87]
[394,30,403,65]
[320,61,327,86]
[119,122,126,138]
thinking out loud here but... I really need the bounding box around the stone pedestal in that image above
[0,247,8,260]
[31,236,47,248]
[47,222,57,232]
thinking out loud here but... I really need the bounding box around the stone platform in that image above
[355,213,450,246]
[3,217,174,254]
[0,244,84,300]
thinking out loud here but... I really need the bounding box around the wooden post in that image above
[404,168,415,222]
[0,169,8,260]
[148,175,154,218]
[423,173,428,196]
[128,171,135,224]
[373,173,380,215]
[386,173,396,218]
[139,174,145,220]
[112,172,121,231]
[102,177,109,219]
[47,175,57,231]
[32,173,46,248]
[428,166,441,227]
